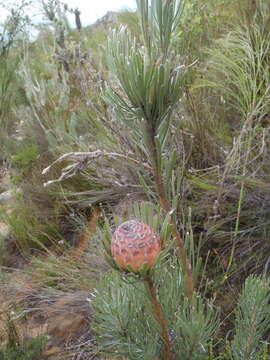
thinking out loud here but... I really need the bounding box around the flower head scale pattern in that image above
[111,220,161,271]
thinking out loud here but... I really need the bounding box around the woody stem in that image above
[145,275,173,360]
[146,125,193,302]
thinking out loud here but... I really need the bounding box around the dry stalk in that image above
[42,150,151,187]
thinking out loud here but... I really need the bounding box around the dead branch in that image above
[42,150,151,187]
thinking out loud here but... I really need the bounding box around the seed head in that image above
[111,220,161,271]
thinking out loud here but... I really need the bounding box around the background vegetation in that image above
[0,0,270,358]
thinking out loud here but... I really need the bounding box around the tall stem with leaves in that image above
[106,0,193,301]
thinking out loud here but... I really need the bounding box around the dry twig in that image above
[42,150,151,187]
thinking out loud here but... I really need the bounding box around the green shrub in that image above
[0,336,47,360]
[0,312,46,360]
[0,198,64,255]
[11,145,39,169]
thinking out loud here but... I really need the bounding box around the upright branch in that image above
[145,274,173,360]
[145,122,193,302]
[132,0,193,301]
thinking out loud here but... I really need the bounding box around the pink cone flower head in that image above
[111,220,161,271]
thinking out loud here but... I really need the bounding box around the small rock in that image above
[0,222,9,239]
[0,190,13,203]
[0,188,21,204]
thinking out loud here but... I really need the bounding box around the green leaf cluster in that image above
[106,0,186,134]
[92,265,219,359]
[230,275,270,360]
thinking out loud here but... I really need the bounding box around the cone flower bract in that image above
[111,220,161,271]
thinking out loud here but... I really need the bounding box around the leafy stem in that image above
[145,123,193,302]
